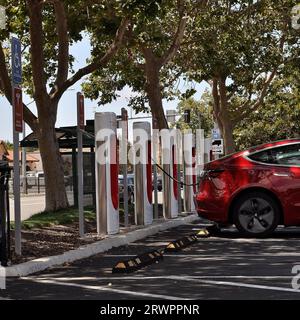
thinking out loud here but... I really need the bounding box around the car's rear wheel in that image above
[233,192,280,237]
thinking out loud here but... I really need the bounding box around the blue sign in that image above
[212,128,221,140]
[11,37,22,84]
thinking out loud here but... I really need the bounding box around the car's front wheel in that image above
[233,192,280,237]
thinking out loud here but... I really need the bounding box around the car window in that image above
[249,150,270,163]
[248,144,300,166]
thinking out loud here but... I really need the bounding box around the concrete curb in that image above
[5,214,199,278]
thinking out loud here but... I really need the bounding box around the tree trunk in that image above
[216,114,236,155]
[144,54,168,130]
[212,77,236,155]
[36,104,69,211]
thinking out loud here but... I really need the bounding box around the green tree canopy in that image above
[174,91,214,137]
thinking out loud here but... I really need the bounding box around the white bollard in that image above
[133,122,153,225]
[161,129,179,219]
[183,131,195,213]
[95,112,119,235]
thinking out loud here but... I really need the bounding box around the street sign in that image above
[212,128,221,140]
[212,139,224,155]
[11,37,22,85]
[77,92,85,130]
[13,86,23,133]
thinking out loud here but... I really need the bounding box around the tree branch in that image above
[233,32,286,124]
[26,0,49,104]
[52,0,69,90]
[52,16,130,100]
[158,6,187,67]
[212,78,221,119]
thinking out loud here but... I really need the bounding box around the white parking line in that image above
[24,278,189,300]
[28,274,300,294]
[186,278,300,294]
[205,238,300,242]
[26,275,300,295]
[30,275,293,282]
[105,253,300,257]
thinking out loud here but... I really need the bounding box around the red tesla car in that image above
[195,139,300,237]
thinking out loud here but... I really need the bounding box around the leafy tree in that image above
[174,64,300,153]
[234,65,300,150]
[83,0,208,129]
[174,91,214,137]
[0,0,130,211]
[178,0,300,154]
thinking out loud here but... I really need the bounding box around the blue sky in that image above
[0,35,209,142]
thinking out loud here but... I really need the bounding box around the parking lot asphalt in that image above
[1,219,300,300]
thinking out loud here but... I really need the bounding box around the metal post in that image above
[13,91,21,256]
[22,123,27,194]
[90,148,96,209]
[13,133,21,255]
[6,174,11,261]
[11,37,22,256]
[0,168,7,266]
[152,117,159,220]
[176,128,182,215]
[72,147,78,206]
[121,108,129,227]
[77,128,84,236]
[37,176,40,194]
[77,92,85,237]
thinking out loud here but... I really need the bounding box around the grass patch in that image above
[11,203,136,230]
[11,206,96,230]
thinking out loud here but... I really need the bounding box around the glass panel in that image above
[249,144,300,166]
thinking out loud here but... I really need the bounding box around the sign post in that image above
[22,123,27,194]
[11,37,22,256]
[77,92,85,237]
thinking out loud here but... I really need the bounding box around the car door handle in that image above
[273,172,292,177]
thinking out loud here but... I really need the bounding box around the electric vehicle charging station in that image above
[161,129,179,219]
[133,122,153,226]
[183,131,196,213]
[95,112,119,235]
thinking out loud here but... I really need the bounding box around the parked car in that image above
[25,171,72,187]
[152,175,163,191]
[195,139,300,237]
[119,174,135,204]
